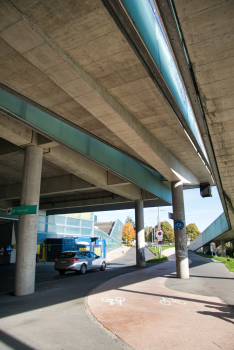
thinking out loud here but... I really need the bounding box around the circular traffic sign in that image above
[158,231,162,236]
[174,220,184,230]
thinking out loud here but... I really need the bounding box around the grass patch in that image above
[146,246,169,263]
[146,256,167,263]
[196,252,234,273]
[162,245,175,251]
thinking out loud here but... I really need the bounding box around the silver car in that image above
[54,251,106,275]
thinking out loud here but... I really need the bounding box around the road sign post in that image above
[156,231,163,258]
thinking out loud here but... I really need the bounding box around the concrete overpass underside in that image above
[0,0,230,293]
[167,0,234,244]
[0,0,212,193]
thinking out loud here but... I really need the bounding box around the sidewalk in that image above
[88,248,234,350]
[106,246,131,262]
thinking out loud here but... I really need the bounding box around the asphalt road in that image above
[0,247,155,350]
[0,247,154,295]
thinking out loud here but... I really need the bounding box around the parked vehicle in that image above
[45,236,106,262]
[54,251,106,275]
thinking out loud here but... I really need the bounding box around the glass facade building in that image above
[37,213,123,252]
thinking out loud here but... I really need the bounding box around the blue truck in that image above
[44,236,106,261]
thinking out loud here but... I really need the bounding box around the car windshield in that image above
[59,252,76,258]
[77,252,88,257]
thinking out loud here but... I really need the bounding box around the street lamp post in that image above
[148,218,155,247]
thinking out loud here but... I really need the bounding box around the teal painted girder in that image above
[121,0,207,161]
[0,88,172,204]
[189,212,229,250]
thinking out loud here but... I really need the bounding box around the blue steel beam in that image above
[0,88,172,204]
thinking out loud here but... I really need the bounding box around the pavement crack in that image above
[212,341,222,348]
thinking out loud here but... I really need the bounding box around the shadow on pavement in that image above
[0,330,35,350]
[189,275,234,280]
[197,304,234,325]
[0,247,161,320]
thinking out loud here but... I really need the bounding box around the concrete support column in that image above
[14,146,43,296]
[135,199,145,267]
[221,241,226,257]
[171,181,189,279]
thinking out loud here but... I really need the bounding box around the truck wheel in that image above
[80,264,87,274]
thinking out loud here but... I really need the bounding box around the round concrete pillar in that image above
[135,199,145,267]
[171,181,189,279]
[14,145,43,296]
[221,241,226,257]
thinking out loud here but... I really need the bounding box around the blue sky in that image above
[94,186,223,233]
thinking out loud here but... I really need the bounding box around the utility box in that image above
[200,183,212,198]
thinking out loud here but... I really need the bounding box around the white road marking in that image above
[101,297,125,306]
[160,297,186,305]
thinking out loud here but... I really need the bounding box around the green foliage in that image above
[145,225,157,242]
[160,221,174,243]
[145,222,174,243]
[125,216,135,226]
[186,223,201,241]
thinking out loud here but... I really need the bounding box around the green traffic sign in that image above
[7,205,37,215]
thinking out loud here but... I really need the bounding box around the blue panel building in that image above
[37,212,123,253]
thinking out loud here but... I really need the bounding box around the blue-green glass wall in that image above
[37,213,122,252]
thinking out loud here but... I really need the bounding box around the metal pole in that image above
[158,207,161,231]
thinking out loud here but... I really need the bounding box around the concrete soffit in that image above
[0,113,161,203]
[4,0,200,186]
[102,0,207,182]
[155,0,231,229]
[0,100,172,203]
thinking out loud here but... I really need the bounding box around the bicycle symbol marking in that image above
[101,297,125,306]
[160,297,186,306]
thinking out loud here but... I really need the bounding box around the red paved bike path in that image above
[88,250,234,350]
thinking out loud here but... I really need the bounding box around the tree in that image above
[186,223,201,241]
[122,222,136,243]
[145,226,155,242]
[160,221,174,243]
[125,216,135,226]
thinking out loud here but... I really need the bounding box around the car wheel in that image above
[80,264,87,274]
[58,270,65,275]
[100,262,106,271]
